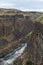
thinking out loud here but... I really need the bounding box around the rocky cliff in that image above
[27,22,43,65]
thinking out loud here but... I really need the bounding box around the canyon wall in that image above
[0,14,34,58]
[27,22,43,65]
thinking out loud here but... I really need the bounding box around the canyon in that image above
[0,9,43,65]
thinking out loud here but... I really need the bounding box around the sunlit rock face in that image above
[0,15,14,36]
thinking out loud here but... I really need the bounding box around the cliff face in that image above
[33,22,43,65]
[27,22,43,65]
[0,15,14,36]
[0,14,34,40]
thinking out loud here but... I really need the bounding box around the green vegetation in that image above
[36,15,43,24]
[0,36,4,40]
[25,31,33,38]
[26,60,33,65]
[0,42,6,47]
[0,36,8,47]
[18,59,22,65]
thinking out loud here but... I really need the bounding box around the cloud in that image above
[0,3,9,6]
[13,0,43,2]
[19,8,43,12]
[38,0,43,1]
[15,7,43,12]
[0,1,16,8]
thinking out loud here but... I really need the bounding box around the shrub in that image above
[26,60,33,65]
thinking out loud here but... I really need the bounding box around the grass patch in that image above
[0,36,4,40]
[25,31,33,38]
[36,15,43,24]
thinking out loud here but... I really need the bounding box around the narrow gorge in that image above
[0,9,43,65]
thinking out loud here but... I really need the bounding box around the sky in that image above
[0,0,43,12]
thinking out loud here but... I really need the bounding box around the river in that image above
[0,43,27,65]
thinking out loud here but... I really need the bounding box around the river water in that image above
[0,43,27,65]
